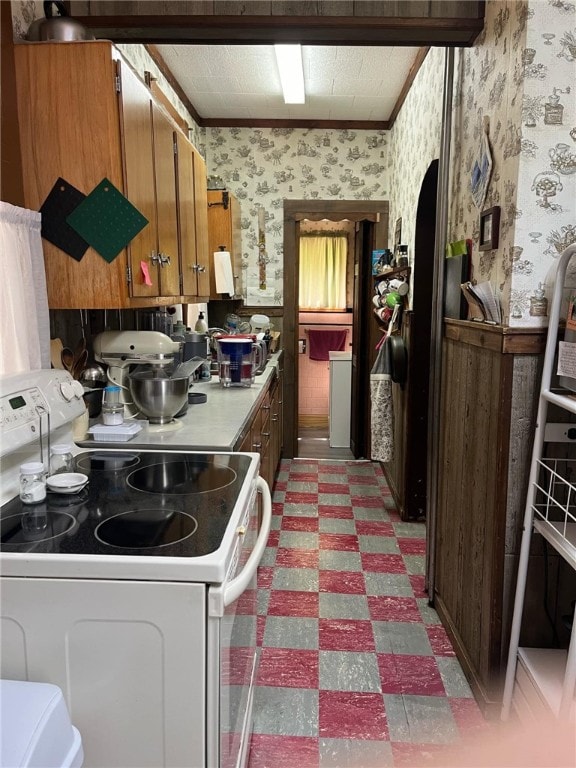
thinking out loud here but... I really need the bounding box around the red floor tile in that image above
[361,553,406,573]
[267,530,280,547]
[222,646,256,685]
[257,615,266,646]
[288,472,319,482]
[449,698,490,735]
[368,596,422,622]
[285,491,319,504]
[319,570,366,594]
[317,504,354,519]
[248,735,319,768]
[347,475,378,486]
[351,495,386,508]
[318,482,350,494]
[318,465,345,474]
[257,647,319,688]
[391,742,455,766]
[272,502,285,516]
[275,548,319,568]
[281,516,319,532]
[319,619,375,651]
[355,520,395,536]
[409,574,427,598]
[235,587,258,614]
[267,589,319,617]
[426,624,456,656]
[398,537,427,554]
[274,481,288,491]
[377,654,446,695]
[319,533,359,551]
[257,565,274,589]
[319,691,388,740]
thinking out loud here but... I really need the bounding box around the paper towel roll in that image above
[213,250,235,296]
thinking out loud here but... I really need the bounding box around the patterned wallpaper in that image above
[448,0,575,326]
[11,1,575,321]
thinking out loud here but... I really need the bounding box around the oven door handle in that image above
[208,475,272,617]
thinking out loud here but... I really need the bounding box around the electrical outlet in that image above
[299,339,306,354]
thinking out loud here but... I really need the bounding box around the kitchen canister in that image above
[49,444,74,475]
[19,462,47,504]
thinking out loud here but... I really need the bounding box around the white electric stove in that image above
[0,369,271,768]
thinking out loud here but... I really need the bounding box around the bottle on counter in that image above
[19,462,47,504]
[101,385,124,426]
[194,312,208,333]
[49,444,74,475]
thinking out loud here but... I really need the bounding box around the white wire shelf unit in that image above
[502,244,576,725]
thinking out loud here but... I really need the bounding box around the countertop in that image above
[75,353,282,452]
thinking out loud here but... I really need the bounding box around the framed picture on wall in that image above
[479,206,500,251]
[394,217,402,247]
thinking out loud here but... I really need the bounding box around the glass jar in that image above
[102,385,124,426]
[19,462,47,504]
[49,443,74,475]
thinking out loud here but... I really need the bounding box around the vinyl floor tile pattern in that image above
[247,459,489,768]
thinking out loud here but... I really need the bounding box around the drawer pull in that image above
[262,431,270,438]
[252,442,262,450]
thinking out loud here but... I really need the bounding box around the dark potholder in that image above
[39,177,89,261]
[66,178,148,263]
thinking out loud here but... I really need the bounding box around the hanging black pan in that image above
[389,334,407,387]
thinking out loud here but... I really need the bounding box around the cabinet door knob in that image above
[192,264,206,273]
[150,251,160,265]
[159,252,171,267]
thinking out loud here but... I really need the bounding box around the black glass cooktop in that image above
[0,451,253,558]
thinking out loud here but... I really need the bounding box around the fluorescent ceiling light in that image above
[274,44,305,104]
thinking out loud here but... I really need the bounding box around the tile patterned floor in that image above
[247,459,488,768]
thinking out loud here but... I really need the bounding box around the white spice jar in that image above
[19,462,47,504]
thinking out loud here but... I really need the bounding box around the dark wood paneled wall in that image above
[433,320,546,715]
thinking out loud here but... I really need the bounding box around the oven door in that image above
[207,477,271,768]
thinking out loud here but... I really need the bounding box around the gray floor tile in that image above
[393,522,427,538]
[372,621,433,655]
[319,518,357,534]
[348,484,383,497]
[257,588,270,615]
[364,573,414,597]
[319,550,363,571]
[320,739,394,767]
[358,535,400,554]
[273,490,286,503]
[252,686,318,736]
[319,593,370,619]
[403,554,425,575]
[318,493,351,506]
[320,650,382,692]
[271,566,319,592]
[384,694,459,744]
[259,547,277,566]
[417,598,441,625]
[353,507,390,521]
[278,531,319,549]
[270,516,282,530]
[263,616,319,649]
[318,473,349,484]
[288,481,319,492]
[282,502,319,517]
[436,657,475,698]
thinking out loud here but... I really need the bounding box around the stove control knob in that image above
[60,381,74,402]
[71,380,84,399]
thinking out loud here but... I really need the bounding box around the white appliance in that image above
[329,351,352,448]
[0,369,271,768]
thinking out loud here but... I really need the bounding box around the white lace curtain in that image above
[0,202,50,375]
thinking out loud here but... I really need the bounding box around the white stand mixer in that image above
[93,331,181,417]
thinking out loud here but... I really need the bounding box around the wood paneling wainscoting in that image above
[433,319,546,717]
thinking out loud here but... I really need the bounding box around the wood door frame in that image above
[283,200,389,459]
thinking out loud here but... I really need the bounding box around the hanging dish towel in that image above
[307,329,347,361]
[370,337,394,462]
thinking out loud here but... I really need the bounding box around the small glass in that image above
[19,462,47,504]
[50,443,74,475]
[102,386,124,425]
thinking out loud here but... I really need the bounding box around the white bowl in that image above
[46,473,88,493]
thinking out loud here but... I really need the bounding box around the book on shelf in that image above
[460,281,501,324]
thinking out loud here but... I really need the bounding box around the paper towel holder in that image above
[208,191,229,210]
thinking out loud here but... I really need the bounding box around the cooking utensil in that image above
[50,338,64,369]
[72,349,88,380]
[129,372,189,424]
[79,364,107,386]
[61,347,74,372]
[27,1,95,41]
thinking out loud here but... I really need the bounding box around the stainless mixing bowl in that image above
[128,372,189,424]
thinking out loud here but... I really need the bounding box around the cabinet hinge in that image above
[179,273,183,293]
[173,139,178,156]
[127,265,132,284]
[115,74,122,93]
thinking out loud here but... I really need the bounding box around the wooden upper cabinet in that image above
[15,41,129,309]
[176,133,210,299]
[14,40,210,309]
[151,103,180,296]
[207,189,242,300]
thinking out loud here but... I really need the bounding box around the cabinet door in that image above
[151,103,180,297]
[208,189,234,299]
[15,42,129,309]
[192,150,211,297]
[177,134,210,299]
[119,61,159,298]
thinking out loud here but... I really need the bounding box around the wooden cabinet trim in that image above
[444,319,547,355]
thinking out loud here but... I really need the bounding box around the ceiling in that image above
[151,44,423,125]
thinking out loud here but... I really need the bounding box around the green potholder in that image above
[66,178,148,262]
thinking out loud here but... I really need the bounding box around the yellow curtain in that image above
[299,235,347,310]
